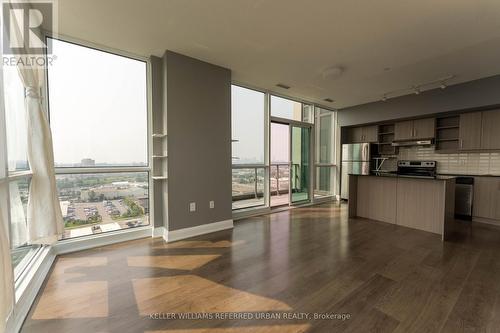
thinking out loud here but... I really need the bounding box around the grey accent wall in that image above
[164,51,232,231]
[338,75,500,126]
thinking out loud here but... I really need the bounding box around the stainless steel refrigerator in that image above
[341,143,371,199]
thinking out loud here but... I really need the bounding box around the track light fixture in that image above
[380,75,454,103]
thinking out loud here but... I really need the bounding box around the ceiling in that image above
[47,0,500,108]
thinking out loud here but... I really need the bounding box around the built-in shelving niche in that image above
[377,123,398,155]
[435,115,459,152]
[152,133,168,179]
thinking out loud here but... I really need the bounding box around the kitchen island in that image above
[348,174,457,240]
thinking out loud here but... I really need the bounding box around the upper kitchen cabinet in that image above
[394,118,435,141]
[394,120,413,141]
[413,118,436,139]
[459,112,482,150]
[481,109,500,150]
[346,125,378,143]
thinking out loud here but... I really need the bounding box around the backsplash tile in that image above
[395,146,500,175]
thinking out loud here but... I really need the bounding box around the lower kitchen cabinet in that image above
[396,178,448,234]
[473,177,500,221]
[356,176,397,224]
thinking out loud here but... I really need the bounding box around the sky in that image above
[48,38,148,165]
[231,87,301,164]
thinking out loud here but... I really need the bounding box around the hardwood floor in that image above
[21,202,500,332]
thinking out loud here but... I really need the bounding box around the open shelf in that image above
[377,123,397,155]
[435,115,460,152]
[436,125,459,130]
[436,138,459,142]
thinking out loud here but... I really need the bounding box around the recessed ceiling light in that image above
[324,98,334,103]
[322,66,344,79]
[276,83,290,89]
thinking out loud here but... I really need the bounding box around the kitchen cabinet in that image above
[356,176,397,224]
[394,118,435,141]
[413,118,436,139]
[396,178,447,234]
[481,109,500,150]
[459,112,482,150]
[394,120,414,141]
[473,177,500,220]
[362,125,378,142]
[348,127,363,143]
[347,125,378,143]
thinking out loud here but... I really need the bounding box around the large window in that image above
[231,85,266,210]
[270,95,313,123]
[231,85,265,165]
[47,38,149,238]
[314,107,337,198]
[47,38,148,167]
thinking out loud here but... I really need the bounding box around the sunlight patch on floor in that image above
[32,257,109,319]
[156,240,246,249]
[127,255,221,270]
[132,275,292,315]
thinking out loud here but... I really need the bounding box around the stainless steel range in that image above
[397,160,437,178]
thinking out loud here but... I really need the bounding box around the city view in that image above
[56,172,149,238]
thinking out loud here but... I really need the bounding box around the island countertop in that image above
[349,173,455,180]
[348,174,456,241]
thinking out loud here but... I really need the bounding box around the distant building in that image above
[81,158,95,166]
[80,185,148,201]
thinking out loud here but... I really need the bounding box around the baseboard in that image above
[165,219,233,243]
[7,246,56,333]
[473,217,500,229]
[54,226,152,255]
[152,226,166,238]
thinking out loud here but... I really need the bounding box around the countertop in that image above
[349,173,455,181]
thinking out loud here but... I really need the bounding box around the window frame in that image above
[231,83,270,211]
[44,34,153,239]
[313,107,338,200]
[231,82,338,215]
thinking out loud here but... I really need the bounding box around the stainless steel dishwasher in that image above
[455,177,474,221]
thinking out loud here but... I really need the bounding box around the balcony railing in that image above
[232,163,303,209]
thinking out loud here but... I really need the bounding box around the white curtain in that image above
[9,182,28,247]
[9,1,63,244]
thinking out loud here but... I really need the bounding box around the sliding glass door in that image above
[291,125,311,204]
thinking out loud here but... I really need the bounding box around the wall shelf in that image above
[152,155,168,158]
[436,138,459,142]
[436,125,459,130]
[152,176,168,180]
[152,133,167,138]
